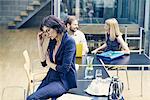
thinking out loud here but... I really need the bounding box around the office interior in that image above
[0,0,150,100]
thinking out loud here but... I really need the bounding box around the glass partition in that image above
[60,0,76,20]
[60,0,140,24]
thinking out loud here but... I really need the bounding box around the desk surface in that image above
[98,53,150,66]
[69,55,110,99]
[69,53,150,99]
[97,53,150,97]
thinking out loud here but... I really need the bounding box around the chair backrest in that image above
[76,43,83,57]
[23,50,33,96]
[23,50,31,75]
[124,26,143,54]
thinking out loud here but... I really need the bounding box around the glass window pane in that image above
[60,0,140,24]
[60,0,76,20]
[79,0,140,24]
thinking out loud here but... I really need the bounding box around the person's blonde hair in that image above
[105,18,122,41]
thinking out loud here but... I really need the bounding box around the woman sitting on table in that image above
[92,18,130,54]
[27,15,77,100]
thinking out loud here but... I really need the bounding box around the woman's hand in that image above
[120,50,130,55]
[91,43,107,54]
[91,49,98,54]
[37,31,47,61]
[45,51,56,70]
[37,31,46,46]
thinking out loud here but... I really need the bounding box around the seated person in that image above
[92,18,130,54]
[27,15,77,100]
[65,16,89,56]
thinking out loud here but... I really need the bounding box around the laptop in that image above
[76,43,83,57]
[96,51,124,61]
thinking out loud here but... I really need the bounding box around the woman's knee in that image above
[27,95,33,100]
[27,94,38,100]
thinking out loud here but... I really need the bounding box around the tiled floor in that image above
[0,27,150,100]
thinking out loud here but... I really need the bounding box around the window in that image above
[60,0,140,24]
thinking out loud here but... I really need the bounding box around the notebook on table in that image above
[96,51,124,61]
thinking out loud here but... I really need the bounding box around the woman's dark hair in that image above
[40,15,66,34]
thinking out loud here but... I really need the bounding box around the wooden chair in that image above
[23,50,49,96]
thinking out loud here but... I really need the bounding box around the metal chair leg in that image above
[125,68,130,90]
[116,67,130,90]
[116,68,119,76]
[141,67,144,97]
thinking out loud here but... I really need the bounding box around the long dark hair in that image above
[40,15,66,34]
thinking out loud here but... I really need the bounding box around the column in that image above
[117,0,122,18]
[144,0,150,32]
[76,0,80,20]
[54,0,60,18]
[138,0,145,27]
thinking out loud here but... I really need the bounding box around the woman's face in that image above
[104,23,109,31]
[42,26,57,40]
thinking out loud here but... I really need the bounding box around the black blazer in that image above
[47,32,77,90]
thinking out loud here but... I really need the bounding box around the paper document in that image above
[85,78,111,96]
[57,93,92,100]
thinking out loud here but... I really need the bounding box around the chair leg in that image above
[116,68,119,76]
[125,68,130,90]
[117,67,130,90]
[141,67,144,97]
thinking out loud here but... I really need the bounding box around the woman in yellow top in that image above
[92,18,130,54]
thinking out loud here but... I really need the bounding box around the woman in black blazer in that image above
[27,15,77,100]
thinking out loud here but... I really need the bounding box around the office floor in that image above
[0,27,150,100]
